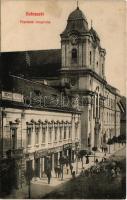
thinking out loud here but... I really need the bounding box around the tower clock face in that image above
[70,35,78,45]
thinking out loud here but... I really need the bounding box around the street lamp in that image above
[25,158,34,199]
[75,143,80,174]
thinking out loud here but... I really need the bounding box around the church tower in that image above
[60,5,107,149]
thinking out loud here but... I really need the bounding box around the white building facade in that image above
[0,91,81,188]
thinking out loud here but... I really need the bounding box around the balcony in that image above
[6,148,24,159]
[68,138,72,143]
[41,143,46,148]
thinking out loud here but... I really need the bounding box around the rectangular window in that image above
[11,128,17,149]
[107,112,108,123]
[42,128,46,143]
[89,110,91,121]
[64,127,66,139]
[27,128,32,146]
[90,51,92,65]
[54,127,57,141]
[35,128,39,144]
[75,127,78,138]
[48,128,52,143]
[72,48,77,64]
[75,123,78,138]
[59,127,62,140]
[69,127,72,138]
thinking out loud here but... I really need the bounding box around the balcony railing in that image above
[6,148,24,159]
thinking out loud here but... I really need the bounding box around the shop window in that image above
[72,48,77,63]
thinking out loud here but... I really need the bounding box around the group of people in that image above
[45,154,91,184]
[45,162,74,184]
[45,153,122,184]
[80,156,121,180]
[54,163,74,178]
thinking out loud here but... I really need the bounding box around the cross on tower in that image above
[77,0,79,9]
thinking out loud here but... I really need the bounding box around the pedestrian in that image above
[95,158,98,164]
[57,165,61,178]
[54,166,58,178]
[66,164,69,174]
[115,166,120,176]
[72,171,76,179]
[103,154,107,162]
[111,168,116,179]
[80,167,85,176]
[70,164,73,174]
[86,154,89,164]
[46,169,52,184]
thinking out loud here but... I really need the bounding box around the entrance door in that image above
[54,153,58,167]
[35,158,40,177]
[26,160,33,180]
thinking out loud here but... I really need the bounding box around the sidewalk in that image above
[6,143,125,199]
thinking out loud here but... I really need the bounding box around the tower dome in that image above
[68,7,87,22]
[61,7,88,36]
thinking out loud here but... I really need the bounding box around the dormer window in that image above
[72,48,77,63]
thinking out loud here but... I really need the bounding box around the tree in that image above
[117,134,126,144]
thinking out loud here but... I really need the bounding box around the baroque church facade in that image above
[48,6,121,149]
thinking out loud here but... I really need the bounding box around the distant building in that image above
[119,96,126,136]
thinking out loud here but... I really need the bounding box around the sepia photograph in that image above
[0,0,126,199]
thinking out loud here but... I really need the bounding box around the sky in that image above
[1,0,126,96]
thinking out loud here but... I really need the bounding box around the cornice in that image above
[59,68,107,85]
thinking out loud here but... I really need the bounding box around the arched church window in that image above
[102,64,104,75]
[72,48,77,63]
[96,61,98,67]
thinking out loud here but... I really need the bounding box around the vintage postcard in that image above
[0,0,126,199]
